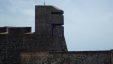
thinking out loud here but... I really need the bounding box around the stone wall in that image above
[0,6,68,64]
[0,5,112,64]
[0,27,32,64]
[111,50,113,64]
[21,50,112,64]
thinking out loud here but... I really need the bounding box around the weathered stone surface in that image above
[0,5,112,64]
[0,34,8,64]
[35,5,67,51]
[0,27,7,33]
[21,51,112,64]
[0,5,67,64]
[111,50,113,64]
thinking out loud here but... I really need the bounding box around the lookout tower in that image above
[35,5,67,51]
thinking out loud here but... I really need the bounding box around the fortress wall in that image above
[7,27,25,64]
[0,34,8,64]
[0,27,33,64]
[0,27,31,33]
[23,33,35,51]
[111,50,113,64]
[0,27,7,33]
[52,25,67,51]
[0,5,112,64]
[21,51,112,64]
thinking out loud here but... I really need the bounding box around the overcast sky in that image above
[0,0,113,51]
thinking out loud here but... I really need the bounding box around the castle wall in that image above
[0,5,112,64]
[111,50,113,64]
[21,51,112,64]
[0,27,33,64]
[0,27,7,33]
[0,34,8,64]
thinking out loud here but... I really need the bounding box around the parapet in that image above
[0,27,7,33]
[0,27,32,34]
[35,5,64,14]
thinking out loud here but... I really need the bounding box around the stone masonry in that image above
[21,51,112,64]
[0,5,67,64]
[0,5,113,64]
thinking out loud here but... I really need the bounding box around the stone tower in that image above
[35,5,67,51]
[0,5,67,64]
[0,5,113,64]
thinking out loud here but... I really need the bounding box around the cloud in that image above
[0,0,35,27]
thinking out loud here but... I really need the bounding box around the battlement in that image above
[0,5,68,64]
[0,5,67,52]
[0,27,32,34]
[0,5,113,64]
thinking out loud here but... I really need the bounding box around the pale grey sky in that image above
[0,0,113,51]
